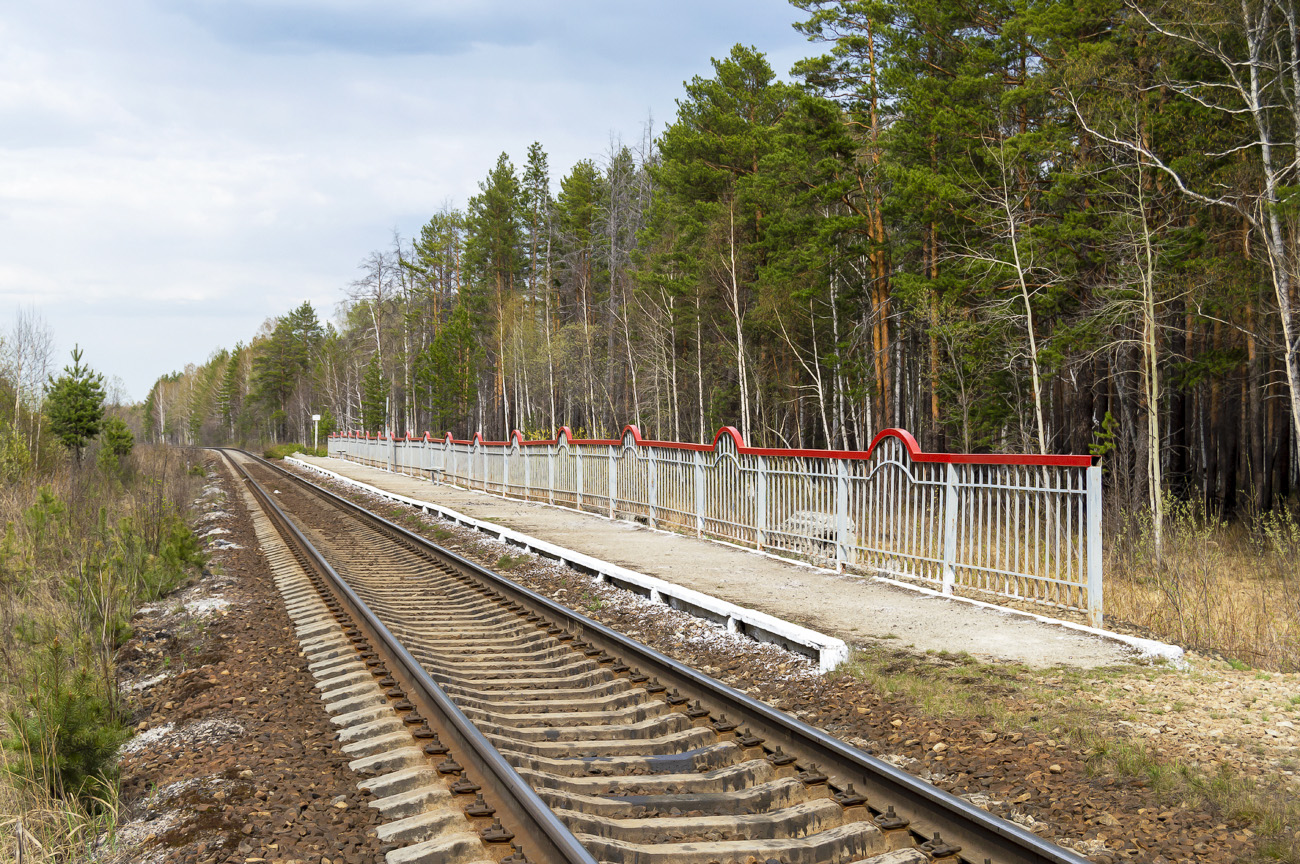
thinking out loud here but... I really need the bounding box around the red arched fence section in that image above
[326,426,1103,626]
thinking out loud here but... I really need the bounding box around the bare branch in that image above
[1066,89,1258,227]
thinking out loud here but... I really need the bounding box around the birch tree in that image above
[4,308,55,447]
[1070,0,1300,452]
[954,135,1060,454]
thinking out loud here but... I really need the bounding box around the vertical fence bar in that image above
[608,449,617,518]
[941,462,958,595]
[835,459,849,573]
[694,451,705,538]
[648,450,658,529]
[502,446,510,499]
[576,450,584,512]
[756,456,767,551]
[1086,461,1103,628]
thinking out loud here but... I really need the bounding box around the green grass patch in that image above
[495,552,530,571]
[262,443,326,460]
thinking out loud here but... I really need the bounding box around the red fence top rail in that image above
[330,425,1095,468]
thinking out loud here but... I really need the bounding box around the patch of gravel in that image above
[120,722,176,755]
[126,672,172,693]
[1071,665,1300,791]
[182,596,231,617]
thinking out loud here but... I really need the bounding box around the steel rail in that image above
[247,450,1094,864]
[224,450,599,864]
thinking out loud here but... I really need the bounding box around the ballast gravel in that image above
[107,455,386,864]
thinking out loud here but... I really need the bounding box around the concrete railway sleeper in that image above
[221,448,1093,864]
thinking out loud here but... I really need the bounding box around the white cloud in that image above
[0,0,814,399]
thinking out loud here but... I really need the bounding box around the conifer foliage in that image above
[97,416,135,471]
[361,354,386,434]
[45,345,105,465]
[145,0,1300,517]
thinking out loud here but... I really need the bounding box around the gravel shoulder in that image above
[293,455,1134,669]
[106,453,384,864]
[283,457,1300,864]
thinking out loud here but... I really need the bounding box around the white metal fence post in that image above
[576,450,584,512]
[1086,461,1104,628]
[608,449,617,518]
[835,460,849,573]
[547,444,555,505]
[941,463,959,595]
[694,451,705,538]
[648,450,658,530]
[756,456,767,551]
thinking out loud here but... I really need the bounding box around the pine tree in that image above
[465,153,524,436]
[653,44,797,442]
[521,143,558,429]
[217,342,246,438]
[96,416,134,471]
[415,304,481,435]
[45,346,105,465]
[317,406,337,441]
[251,303,322,440]
[361,355,387,434]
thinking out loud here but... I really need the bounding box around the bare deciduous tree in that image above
[1070,0,1300,452]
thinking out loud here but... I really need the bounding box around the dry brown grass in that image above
[0,444,203,863]
[0,746,115,864]
[1105,497,1300,671]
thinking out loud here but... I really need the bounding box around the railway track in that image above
[222,448,1092,864]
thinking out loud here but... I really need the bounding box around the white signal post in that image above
[312,414,321,452]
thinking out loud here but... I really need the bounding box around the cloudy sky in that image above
[0,1,816,401]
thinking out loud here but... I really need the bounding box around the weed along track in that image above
[223,448,1093,864]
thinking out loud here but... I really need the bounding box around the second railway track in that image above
[222,448,1092,864]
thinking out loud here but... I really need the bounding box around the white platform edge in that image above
[284,456,851,673]
[866,574,1186,665]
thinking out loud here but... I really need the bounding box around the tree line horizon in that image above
[146,0,1300,520]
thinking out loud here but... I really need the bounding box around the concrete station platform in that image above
[289,454,1153,672]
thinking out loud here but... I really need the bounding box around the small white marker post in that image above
[312,414,321,453]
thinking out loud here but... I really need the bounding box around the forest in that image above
[147,0,1300,520]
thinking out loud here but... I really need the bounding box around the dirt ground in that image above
[285,460,1300,864]
[292,455,1141,669]
[107,454,384,864]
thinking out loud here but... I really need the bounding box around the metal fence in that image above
[330,426,1104,626]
